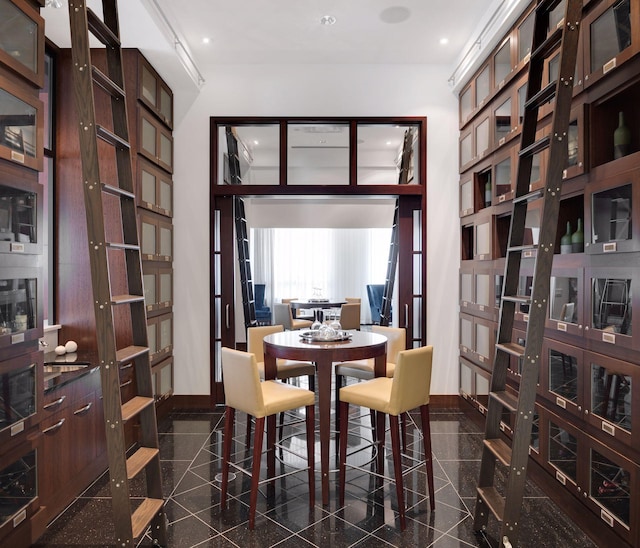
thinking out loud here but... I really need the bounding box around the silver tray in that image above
[299,330,352,342]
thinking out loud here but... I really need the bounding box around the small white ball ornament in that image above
[65,340,78,353]
[55,345,66,355]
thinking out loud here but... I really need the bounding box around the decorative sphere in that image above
[65,340,78,353]
[55,345,66,355]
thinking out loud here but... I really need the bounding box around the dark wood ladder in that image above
[380,127,414,327]
[67,0,167,545]
[472,1,583,547]
[234,195,259,329]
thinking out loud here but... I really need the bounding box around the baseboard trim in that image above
[170,394,463,411]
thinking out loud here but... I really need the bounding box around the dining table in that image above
[263,329,387,505]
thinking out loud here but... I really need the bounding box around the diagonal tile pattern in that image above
[34,399,596,548]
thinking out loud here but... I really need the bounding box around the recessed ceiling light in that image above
[386,141,392,146]
[253,140,259,145]
[439,37,449,45]
[202,37,210,44]
[320,15,336,25]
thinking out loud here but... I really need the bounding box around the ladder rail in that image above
[67,0,167,544]
[473,0,583,545]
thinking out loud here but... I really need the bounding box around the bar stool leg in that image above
[420,404,436,511]
[249,417,265,529]
[221,406,235,508]
[389,414,406,530]
[305,404,316,507]
[338,401,349,506]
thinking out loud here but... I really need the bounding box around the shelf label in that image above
[523,314,529,323]
[556,397,566,409]
[600,509,614,528]
[555,471,566,485]
[13,509,26,528]
[499,137,506,146]
[478,404,486,414]
[557,322,567,332]
[603,58,617,74]
[462,301,468,307]
[11,333,25,344]
[461,345,468,353]
[498,194,506,203]
[478,355,485,363]
[11,150,25,164]
[10,421,25,437]
[603,242,617,253]
[602,332,616,344]
[601,421,615,436]
[478,305,485,311]
[523,250,534,258]
[10,242,25,253]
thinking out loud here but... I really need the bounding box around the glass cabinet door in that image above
[585,352,633,447]
[548,419,579,486]
[0,0,44,87]
[542,339,582,416]
[475,65,490,109]
[493,37,512,89]
[0,77,43,171]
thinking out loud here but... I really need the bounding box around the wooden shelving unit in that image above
[458,1,640,546]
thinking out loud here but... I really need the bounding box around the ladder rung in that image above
[102,183,136,200]
[116,345,149,365]
[524,80,556,111]
[507,244,538,254]
[496,342,525,358]
[530,25,563,63]
[112,294,145,305]
[107,242,140,251]
[491,390,519,412]
[501,295,531,305]
[87,8,121,48]
[97,125,130,149]
[484,438,512,467]
[122,396,155,422]
[126,447,159,479]
[477,486,504,523]
[91,66,125,100]
[513,188,543,204]
[131,497,164,539]
[519,135,550,158]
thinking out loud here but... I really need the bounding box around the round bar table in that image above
[263,330,387,505]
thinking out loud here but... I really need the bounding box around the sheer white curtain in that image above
[250,228,391,324]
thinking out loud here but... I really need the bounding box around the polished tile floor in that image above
[34,400,596,548]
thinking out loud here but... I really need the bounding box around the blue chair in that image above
[254,283,271,325]
[366,284,386,324]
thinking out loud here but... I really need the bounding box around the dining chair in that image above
[339,302,361,330]
[338,345,435,530]
[345,297,361,304]
[220,347,315,529]
[273,302,313,330]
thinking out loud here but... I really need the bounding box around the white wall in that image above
[172,63,460,396]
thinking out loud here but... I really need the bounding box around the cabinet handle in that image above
[404,304,409,327]
[120,363,133,370]
[226,304,230,330]
[120,379,133,388]
[43,395,67,410]
[42,418,66,434]
[73,402,93,415]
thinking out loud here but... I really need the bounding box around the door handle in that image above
[43,395,66,410]
[404,304,409,327]
[226,304,230,330]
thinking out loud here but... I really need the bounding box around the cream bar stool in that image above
[220,347,315,529]
[273,303,313,330]
[338,345,435,530]
[246,325,316,441]
[338,302,361,331]
[335,326,407,449]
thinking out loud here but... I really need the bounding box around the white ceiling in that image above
[39,0,529,227]
[151,0,496,67]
